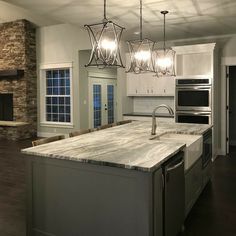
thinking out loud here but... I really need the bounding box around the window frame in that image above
[40,62,73,128]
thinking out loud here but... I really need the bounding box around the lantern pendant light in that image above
[84,0,125,68]
[154,11,175,76]
[126,0,155,73]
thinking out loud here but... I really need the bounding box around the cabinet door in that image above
[127,73,175,96]
[141,73,156,95]
[153,168,163,236]
[164,77,175,96]
[127,73,141,96]
[155,77,175,96]
[185,158,202,217]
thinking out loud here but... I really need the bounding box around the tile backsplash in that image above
[133,97,175,114]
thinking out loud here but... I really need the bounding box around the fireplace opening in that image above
[0,94,13,121]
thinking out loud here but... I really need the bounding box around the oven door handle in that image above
[176,112,211,116]
[177,86,211,90]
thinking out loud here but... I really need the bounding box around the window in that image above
[40,64,73,126]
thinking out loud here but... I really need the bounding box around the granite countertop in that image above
[22,121,212,172]
[123,112,174,118]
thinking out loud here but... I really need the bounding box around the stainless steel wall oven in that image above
[176,111,212,125]
[175,78,212,125]
[176,78,212,112]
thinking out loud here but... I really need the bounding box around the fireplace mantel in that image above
[0,121,29,127]
[0,69,24,79]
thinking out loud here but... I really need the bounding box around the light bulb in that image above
[100,39,117,51]
[156,57,172,68]
[134,50,151,61]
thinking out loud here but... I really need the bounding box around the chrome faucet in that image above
[151,104,174,135]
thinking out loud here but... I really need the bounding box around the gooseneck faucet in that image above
[151,104,174,135]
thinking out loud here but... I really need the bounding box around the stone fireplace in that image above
[0,20,37,140]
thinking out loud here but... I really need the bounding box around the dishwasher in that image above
[163,151,185,236]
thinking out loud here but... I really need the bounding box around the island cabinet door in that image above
[26,157,157,236]
[153,168,163,236]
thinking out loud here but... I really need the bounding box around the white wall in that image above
[133,97,174,114]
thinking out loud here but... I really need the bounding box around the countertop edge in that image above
[21,144,186,173]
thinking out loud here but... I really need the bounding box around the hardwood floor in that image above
[0,139,31,236]
[181,149,236,236]
[0,139,236,236]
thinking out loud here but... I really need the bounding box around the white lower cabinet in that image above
[185,158,202,217]
[185,157,212,218]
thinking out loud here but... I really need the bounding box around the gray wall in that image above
[78,50,117,129]
[36,24,133,136]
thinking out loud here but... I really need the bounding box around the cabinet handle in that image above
[136,89,137,93]
[164,89,166,93]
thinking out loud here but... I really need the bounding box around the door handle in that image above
[166,159,184,172]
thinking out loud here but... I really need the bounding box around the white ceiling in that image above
[1,0,236,40]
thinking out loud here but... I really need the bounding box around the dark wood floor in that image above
[0,140,236,236]
[0,139,31,236]
[181,145,236,236]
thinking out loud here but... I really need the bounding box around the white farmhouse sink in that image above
[151,133,203,171]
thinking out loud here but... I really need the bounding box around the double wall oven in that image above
[175,78,212,125]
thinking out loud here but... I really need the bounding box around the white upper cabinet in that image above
[172,43,216,77]
[126,53,175,97]
[126,72,175,96]
[126,43,216,97]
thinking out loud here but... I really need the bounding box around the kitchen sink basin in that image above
[150,133,203,170]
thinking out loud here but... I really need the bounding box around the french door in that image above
[89,77,117,128]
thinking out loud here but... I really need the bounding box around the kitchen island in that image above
[22,121,211,236]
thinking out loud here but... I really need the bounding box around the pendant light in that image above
[84,0,125,68]
[154,11,175,76]
[126,0,155,73]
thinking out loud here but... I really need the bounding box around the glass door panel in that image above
[90,77,117,129]
[107,85,114,124]
[93,84,102,128]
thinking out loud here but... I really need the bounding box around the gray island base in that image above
[22,121,211,236]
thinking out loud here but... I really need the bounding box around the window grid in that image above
[93,84,102,128]
[107,85,114,124]
[45,69,71,123]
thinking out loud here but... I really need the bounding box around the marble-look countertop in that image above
[22,121,212,172]
[123,112,174,118]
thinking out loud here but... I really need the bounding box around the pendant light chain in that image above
[140,0,142,40]
[163,12,166,51]
[104,0,107,21]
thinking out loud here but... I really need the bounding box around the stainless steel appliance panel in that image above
[176,86,211,111]
[175,111,212,125]
[163,152,185,236]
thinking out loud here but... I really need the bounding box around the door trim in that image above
[88,75,117,129]
[221,56,236,155]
